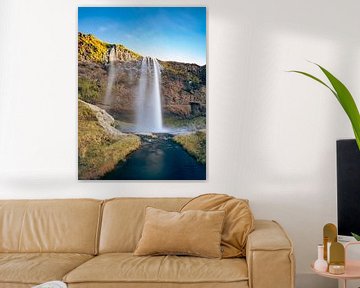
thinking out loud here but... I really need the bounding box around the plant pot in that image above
[337,139,360,238]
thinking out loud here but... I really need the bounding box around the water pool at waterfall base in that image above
[101,134,206,180]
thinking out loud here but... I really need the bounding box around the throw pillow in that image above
[134,207,225,258]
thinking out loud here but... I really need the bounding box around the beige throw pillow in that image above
[181,194,255,258]
[134,207,225,258]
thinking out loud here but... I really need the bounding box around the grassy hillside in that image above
[173,131,206,164]
[78,32,141,63]
[78,77,103,104]
[78,100,140,179]
[78,33,109,63]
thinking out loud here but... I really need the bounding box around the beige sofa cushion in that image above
[63,253,248,284]
[0,284,33,288]
[99,198,190,253]
[134,207,225,258]
[181,194,254,258]
[0,253,93,285]
[0,199,102,254]
[68,282,249,288]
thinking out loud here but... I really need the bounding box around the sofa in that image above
[0,198,295,288]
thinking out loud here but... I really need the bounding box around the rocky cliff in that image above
[78,33,206,120]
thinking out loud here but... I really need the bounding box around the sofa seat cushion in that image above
[67,283,249,288]
[64,253,248,285]
[0,253,93,285]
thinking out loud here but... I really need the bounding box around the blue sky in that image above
[78,7,206,65]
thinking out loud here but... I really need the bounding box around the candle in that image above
[328,264,345,275]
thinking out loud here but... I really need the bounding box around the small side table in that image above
[311,242,360,288]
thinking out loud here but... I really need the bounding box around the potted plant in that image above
[290,63,360,240]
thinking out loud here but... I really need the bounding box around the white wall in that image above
[1,0,359,287]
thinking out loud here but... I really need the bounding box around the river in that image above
[102,134,206,180]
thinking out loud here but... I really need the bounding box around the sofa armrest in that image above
[246,220,295,288]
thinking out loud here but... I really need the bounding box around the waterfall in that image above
[135,57,148,128]
[104,47,116,107]
[135,57,163,132]
[152,58,162,131]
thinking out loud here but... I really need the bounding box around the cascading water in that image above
[135,56,163,132]
[104,47,116,107]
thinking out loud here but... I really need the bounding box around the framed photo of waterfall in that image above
[78,7,206,180]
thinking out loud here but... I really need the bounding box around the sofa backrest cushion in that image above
[0,199,102,254]
[181,194,254,258]
[99,198,189,253]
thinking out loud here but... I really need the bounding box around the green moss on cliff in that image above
[173,131,206,164]
[160,61,190,79]
[160,61,205,93]
[78,33,110,63]
[78,101,141,179]
[115,44,142,60]
[164,116,206,130]
[78,32,141,63]
[78,77,102,104]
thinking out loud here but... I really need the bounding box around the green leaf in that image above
[351,232,360,241]
[288,70,337,98]
[316,65,360,147]
[289,64,360,151]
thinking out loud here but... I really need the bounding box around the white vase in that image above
[314,244,328,272]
